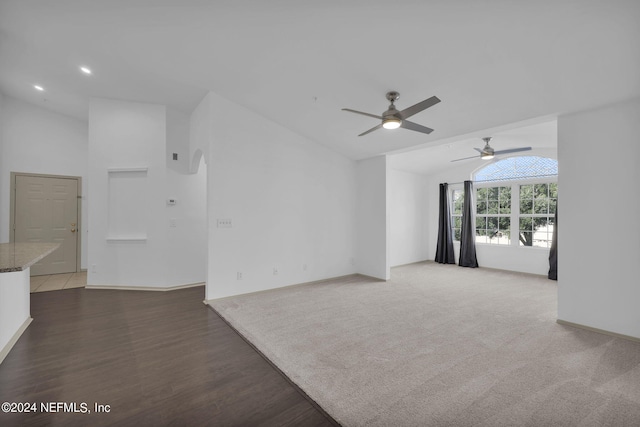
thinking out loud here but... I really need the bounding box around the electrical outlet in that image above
[303,264,307,271]
[169,218,177,228]
[350,257,355,265]
[237,272,242,280]
[91,264,97,273]
[273,268,278,275]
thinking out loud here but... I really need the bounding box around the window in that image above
[469,156,558,249]
[518,183,557,248]
[475,156,558,181]
[476,186,511,245]
[451,189,464,241]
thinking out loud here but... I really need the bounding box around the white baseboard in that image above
[0,317,32,365]
[204,273,361,305]
[85,282,204,292]
[557,319,640,343]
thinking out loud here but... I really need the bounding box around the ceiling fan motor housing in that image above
[383,104,401,118]
[481,137,494,156]
[385,91,400,102]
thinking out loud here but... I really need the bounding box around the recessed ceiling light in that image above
[33,84,44,91]
[80,66,92,75]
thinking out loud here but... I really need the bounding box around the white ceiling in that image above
[1,0,639,161]
[388,118,558,175]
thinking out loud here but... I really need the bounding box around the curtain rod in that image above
[446,173,558,186]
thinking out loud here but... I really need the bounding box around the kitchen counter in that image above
[0,242,60,273]
[1,242,60,364]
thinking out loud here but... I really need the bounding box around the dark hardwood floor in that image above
[0,286,336,426]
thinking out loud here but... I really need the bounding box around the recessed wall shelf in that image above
[107,167,148,173]
[106,236,147,243]
[106,167,149,241]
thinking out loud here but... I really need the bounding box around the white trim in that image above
[0,317,32,365]
[557,319,640,343]
[85,282,204,292]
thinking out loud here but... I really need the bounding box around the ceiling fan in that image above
[342,91,440,136]
[451,137,532,162]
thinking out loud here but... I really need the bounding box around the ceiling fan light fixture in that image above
[481,152,494,160]
[382,117,402,129]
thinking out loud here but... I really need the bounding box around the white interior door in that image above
[14,175,79,275]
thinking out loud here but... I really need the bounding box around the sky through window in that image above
[474,156,558,182]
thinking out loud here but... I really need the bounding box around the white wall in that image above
[166,107,191,174]
[188,93,211,173]
[557,97,640,339]
[164,167,207,285]
[166,107,208,285]
[389,168,429,267]
[0,95,88,268]
[453,240,550,274]
[197,92,357,300]
[88,98,206,288]
[356,156,389,280]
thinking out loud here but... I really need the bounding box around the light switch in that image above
[217,219,232,228]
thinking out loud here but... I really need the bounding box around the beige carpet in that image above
[210,262,640,426]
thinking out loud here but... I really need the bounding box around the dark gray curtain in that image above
[459,180,478,268]
[548,206,557,280]
[435,183,455,264]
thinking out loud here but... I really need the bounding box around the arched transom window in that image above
[474,156,558,182]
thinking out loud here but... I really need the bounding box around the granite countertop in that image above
[0,242,61,273]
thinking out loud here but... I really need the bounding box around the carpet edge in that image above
[206,304,342,426]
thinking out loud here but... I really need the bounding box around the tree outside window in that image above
[476,186,511,245]
[519,183,557,247]
[451,189,464,241]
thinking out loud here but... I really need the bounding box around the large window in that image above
[451,156,558,249]
[519,183,557,248]
[476,186,511,245]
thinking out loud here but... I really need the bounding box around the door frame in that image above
[9,172,82,273]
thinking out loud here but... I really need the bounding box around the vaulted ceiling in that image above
[1,1,639,162]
